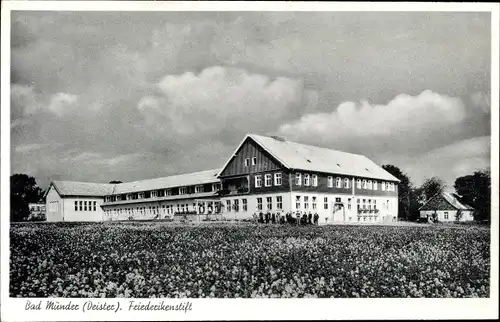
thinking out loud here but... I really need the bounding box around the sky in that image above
[10,11,492,191]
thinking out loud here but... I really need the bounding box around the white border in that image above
[1,2,499,321]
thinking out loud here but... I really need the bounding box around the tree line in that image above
[382,165,491,222]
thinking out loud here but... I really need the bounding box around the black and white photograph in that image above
[1,1,498,321]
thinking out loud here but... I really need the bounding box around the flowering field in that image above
[10,222,490,298]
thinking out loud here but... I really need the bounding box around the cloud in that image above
[48,92,78,117]
[278,90,468,141]
[14,143,49,154]
[137,66,315,140]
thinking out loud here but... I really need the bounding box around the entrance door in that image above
[332,203,344,221]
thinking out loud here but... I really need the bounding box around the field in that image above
[10,222,490,298]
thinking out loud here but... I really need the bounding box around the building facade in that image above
[45,133,400,223]
[217,134,400,224]
[419,192,475,222]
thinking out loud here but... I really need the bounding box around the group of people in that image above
[254,211,320,226]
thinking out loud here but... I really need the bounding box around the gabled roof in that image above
[218,134,400,182]
[49,181,115,197]
[111,168,221,195]
[418,192,475,211]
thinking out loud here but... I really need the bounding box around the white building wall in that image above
[46,186,63,222]
[63,197,105,222]
[221,192,291,220]
[420,210,474,222]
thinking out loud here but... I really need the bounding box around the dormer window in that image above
[373,181,378,190]
[304,174,310,186]
[335,177,342,188]
[357,179,361,189]
[251,157,257,165]
[367,180,372,190]
[344,178,350,189]
[212,183,221,192]
[195,185,204,193]
[362,179,367,189]
[295,173,302,186]
[312,174,318,187]
[327,176,333,188]
[179,187,187,195]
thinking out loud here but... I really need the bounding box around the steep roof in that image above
[111,168,221,194]
[50,181,115,197]
[419,192,475,211]
[219,134,399,182]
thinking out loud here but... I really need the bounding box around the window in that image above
[373,181,378,190]
[304,196,309,209]
[138,192,144,199]
[226,200,231,212]
[49,201,59,212]
[274,173,282,186]
[157,190,165,197]
[312,174,318,187]
[267,197,272,210]
[93,201,97,211]
[304,174,310,186]
[79,201,83,211]
[151,191,157,198]
[336,177,342,188]
[336,197,341,203]
[234,199,240,212]
[362,179,367,189]
[295,173,302,186]
[74,201,78,211]
[363,199,366,209]
[265,174,272,187]
[84,201,88,211]
[367,180,372,190]
[166,189,172,196]
[244,158,250,167]
[295,196,301,210]
[327,176,333,188]
[391,183,395,191]
[195,185,204,193]
[382,182,386,191]
[242,199,248,211]
[312,196,317,209]
[444,212,449,220]
[179,187,187,195]
[251,157,257,165]
[257,198,263,210]
[373,200,377,209]
[357,179,361,189]
[255,175,262,188]
[144,191,151,198]
[324,197,328,209]
[344,178,350,189]
[348,198,352,210]
[212,183,221,192]
[368,199,372,210]
[276,196,283,210]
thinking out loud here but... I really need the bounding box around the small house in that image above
[419,192,475,222]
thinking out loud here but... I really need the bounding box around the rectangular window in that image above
[179,187,187,195]
[274,173,282,186]
[212,183,221,192]
[295,196,301,210]
[391,183,395,191]
[157,190,165,197]
[242,199,248,211]
[373,181,378,190]
[151,191,157,198]
[226,200,231,212]
[244,158,250,167]
[265,174,272,187]
[324,197,328,210]
[382,182,386,191]
[336,197,341,203]
[312,174,318,187]
[93,201,97,211]
[348,198,352,210]
[79,201,83,211]
[266,197,272,210]
[327,176,333,188]
[252,157,257,166]
[166,189,172,196]
[295,173,302,186]
[444,212,449,220]
[357,179,361,189]
[83,201,87,211]
[257,197,263,210]
[312,196,317,209]
[304,196,309,209]
[74,201,78,211]
[195,185,204,193]
[255,175,262,188]
[344,178,350,189]
[336,177,342,188]
[234,199,239,212]
[304,174,310,186]
[276,196,283,210]
[362,179,367,189]
[144,191,151,198]
[368,180,372,190]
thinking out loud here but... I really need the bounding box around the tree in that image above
[382,165,412,221]
[109,180,123,184]
[10,174,44,222]
[420,177,445,202]
[454,170,491,222]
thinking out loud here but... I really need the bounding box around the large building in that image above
[45,134,400,223]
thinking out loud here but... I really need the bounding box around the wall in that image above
[420,210,474,222]
[220,192,291,220]
[45,186,63,222]
[63,197,105,222]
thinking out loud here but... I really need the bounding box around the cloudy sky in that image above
[10,11,491,190]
